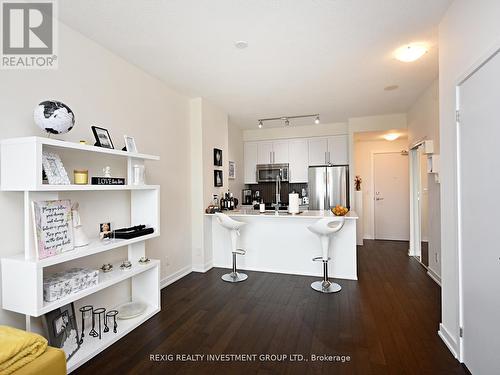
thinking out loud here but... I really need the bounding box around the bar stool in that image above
[308,217,345,293]
[215,212,248,283]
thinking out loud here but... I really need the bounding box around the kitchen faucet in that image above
[274,169,281,215]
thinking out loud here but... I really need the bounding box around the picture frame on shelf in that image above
[123,135,138,153]
[91,126,114,149]
[228,161,236,180]
[41,152,70,185]
[43,303,80,361]
[213,148,222,166]
[214,170,223,187]
[33,199,74,259]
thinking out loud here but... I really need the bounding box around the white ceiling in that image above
[58,0,451,129]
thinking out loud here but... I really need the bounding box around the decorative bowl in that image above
[331,205,349,216]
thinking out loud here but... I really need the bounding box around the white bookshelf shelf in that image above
[4,233,159,268]
[0,136,161,373]
[36,184,160,192]
[67,304,159,373]
[39,260,159,316]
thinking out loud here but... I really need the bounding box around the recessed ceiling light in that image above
[383,133,400,141]
[234,40,248,49]
[394,43,428,62]
[384,85,399,91]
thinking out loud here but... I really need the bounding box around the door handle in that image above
[375,197,384,201]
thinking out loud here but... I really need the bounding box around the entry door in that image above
[459,49,500,374]
[373,152,409,240]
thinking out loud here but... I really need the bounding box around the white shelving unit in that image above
[0,137,161,373]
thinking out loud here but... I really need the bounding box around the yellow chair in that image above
[12,347,66,375]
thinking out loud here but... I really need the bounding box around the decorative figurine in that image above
[103,166,111,178]
[100,263,113,273]
[72,202,89,247]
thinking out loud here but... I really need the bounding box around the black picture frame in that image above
[213,148,222,166]
[43,303,80,360]
[91,126,114,149]
[214,170,223,187]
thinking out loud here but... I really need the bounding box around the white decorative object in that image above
[288,193,300,214]
[103,166,112,178]
[32,199,74,259]
[132,165,145,185]
[116,301,148,320]
[71,202,89,247]
[43,268,98,302]
[34,101,75,135]
[42,152,70,185]
[124,135,137,153]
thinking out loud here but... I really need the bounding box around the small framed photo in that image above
[213,148,222,166]
[124,135,138,153]
[228,161,236,180]
[214,170,223,187]
[99,222,112,240]
[91,126,114,149]
[43,303,80,360]
[42,152,70,185]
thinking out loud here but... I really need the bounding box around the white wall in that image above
[438,0,500,358]
[228,125,244,197]
[0,23,192,327]
[353,138,408,239]
[190,98,228,272]
[407,79,441,278]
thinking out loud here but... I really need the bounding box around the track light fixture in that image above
[257,113,320,128]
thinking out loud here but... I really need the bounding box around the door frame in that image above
[455,45,500,364]
[371,150,408,240]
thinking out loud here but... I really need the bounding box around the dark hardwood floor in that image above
[74,240,465,375]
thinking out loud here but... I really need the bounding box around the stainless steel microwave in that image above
[256,164,289,182]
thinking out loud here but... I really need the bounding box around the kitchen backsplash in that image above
[244,183,308,204]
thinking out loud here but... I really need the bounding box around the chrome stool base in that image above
[311,280,341,293]
[222,272,248,283]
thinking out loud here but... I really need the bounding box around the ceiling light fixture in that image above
[234,40,249,49]
[383,133,400,141]
[257,113,320,128]
[394,43,428,62]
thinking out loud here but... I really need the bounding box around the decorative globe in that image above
[34,100,75,135]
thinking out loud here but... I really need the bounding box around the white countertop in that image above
[206,209,358,219]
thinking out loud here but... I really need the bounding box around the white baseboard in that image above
[191,260,213,273]
[160,265,192,289]
[438,323,459,359]
[363,234,374,240]
[427,267,441,286]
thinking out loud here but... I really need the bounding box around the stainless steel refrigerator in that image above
[308,165,349,210]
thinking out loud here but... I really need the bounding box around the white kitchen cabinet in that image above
[272,140,289,164]
[244,142,258,184]
[257,141,273,164]
[308,137,328,166]
[327,135,349,164]
[288,138,309,183]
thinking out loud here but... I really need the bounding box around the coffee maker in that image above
[242,189,252,205]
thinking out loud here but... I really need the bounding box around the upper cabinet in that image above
[272,140,289,164]
[257,140,289,164]
[257,141,273,164]
[288,139,309,183]
[327,135,349,165]
[244,141,258,184]
[308,137,328,166]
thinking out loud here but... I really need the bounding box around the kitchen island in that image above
[205,209,358,280]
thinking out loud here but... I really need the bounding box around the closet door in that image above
[459,49,500,374]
